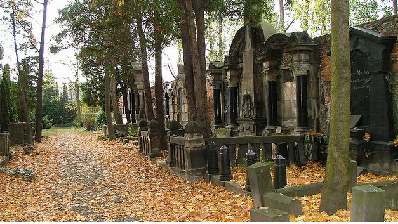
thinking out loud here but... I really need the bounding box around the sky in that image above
[1,1,179,86]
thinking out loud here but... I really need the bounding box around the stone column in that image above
[263,60,279,135]
[209,63,224,127]
[296,74,308,129]
[229,86,238,125]
[214,88,222,126]
[292,51,311,133]
[129,90,136,123]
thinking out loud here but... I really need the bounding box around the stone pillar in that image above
[214,88,222,126]
[263,60,279,135]
[229,86,238,125]
[224,65,240,137]
[130,90,136,123]
[296,74,308,129]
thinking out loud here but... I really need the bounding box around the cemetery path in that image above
[0,129,252,222]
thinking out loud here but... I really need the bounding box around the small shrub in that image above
[185,121,202,134]
[138,119,148,128]
[148,119,160,129]
[81,113,96,131]
[96,109,106,128]
[42,115,53,129]
[167,120,182,131]
[130,123,138,136]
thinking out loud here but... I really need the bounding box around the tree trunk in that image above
[105,70,115,140]
[393,0,397,15]
[154,36,166,149]
[11,6,31,144]
[75,70,82,127]
[279,0,285,32]
[111,75,122,124]
[137,10,154,121]
[35,0,48,142]
[192,0,210,137]
[122,85,131,124]
[319,0,351,215]
[177,0,196,122]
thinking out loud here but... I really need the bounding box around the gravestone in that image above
[247,162,273,208]
[9,122,32,146]
[349,28,396,142]
[0,133,10,156]
[262,192,302,216]
[350,184,386,222]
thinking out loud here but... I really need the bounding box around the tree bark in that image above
[319,0,351,215]
[104,70,116,140]
[137,9,154,121]
[279,0,285,32]
[393,0,397,15]
[35,0,48,142]
[111,75,122,124]
[192,0,210,137]
[154,35,166,149]
[177,0,196,122]
[11,5,31,144]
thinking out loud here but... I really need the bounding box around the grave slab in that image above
[250,208,289,222]
[247,162,273,208]
[262,192,302,216]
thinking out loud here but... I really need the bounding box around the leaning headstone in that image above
[250,208,289,222]
[247,162,273,208]
[350,184,386,222]
[262,192,302,216]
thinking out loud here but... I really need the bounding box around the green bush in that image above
[185,121,202,134]
[81,113,96,131]
[96,109,106,127]
[167,120,182,131]
[148,119,160,129]
[129,123,138,136]
[138,119,148,128]
[42,115,53,129]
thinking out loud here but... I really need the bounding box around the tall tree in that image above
[35,0,48,142]
[10,2,32,144]
[137,2,154,122]
[319,0,351,215]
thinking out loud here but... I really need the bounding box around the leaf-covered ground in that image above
[0,129,252,222]
[232,161,398,222]
[2,129,398,222]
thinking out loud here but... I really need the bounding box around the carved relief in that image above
[241,94,253,118]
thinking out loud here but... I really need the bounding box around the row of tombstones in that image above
[248,162,387,222]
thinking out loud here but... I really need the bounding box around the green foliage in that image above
[129,123,138,137]
[167,120,182,131]
[42,115,53,129]
[95,109,107,127]
[81,113,96,131]
[148,119,160,129]
[139,119,148,128]
[185,121,202,134]
[42,73,77,127]
[290,0,393,37]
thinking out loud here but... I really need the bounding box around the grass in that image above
[42,127,82,137]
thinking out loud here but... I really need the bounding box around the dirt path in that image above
[0,129,252,222]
